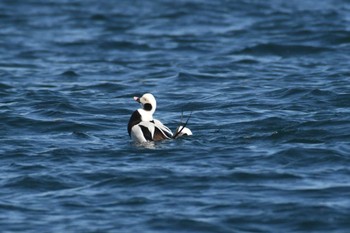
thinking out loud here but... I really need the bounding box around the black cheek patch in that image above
[144,103,152,111]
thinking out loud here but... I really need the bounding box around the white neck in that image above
[138,109,153,121]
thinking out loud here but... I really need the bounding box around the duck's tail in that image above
[173,111,192,139]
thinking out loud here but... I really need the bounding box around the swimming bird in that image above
[127,93,192,143]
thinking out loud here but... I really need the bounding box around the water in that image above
[1,0,350,232]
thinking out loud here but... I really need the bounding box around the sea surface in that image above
[1,0,350,232]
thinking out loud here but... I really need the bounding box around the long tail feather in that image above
[173,111,192,139]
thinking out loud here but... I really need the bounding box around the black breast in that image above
[127,110,142,136]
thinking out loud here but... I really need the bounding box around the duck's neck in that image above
[138,109,154,121]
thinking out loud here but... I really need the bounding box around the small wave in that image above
[270,147,347,167]
[238,43,332,57]
[147,217,225,233]
[117,196,151,206]
[176,71,219,80]
[60,70,79,77]
[268,87,309,99]
[0,202,42,212]
[53,39,93,47]
[229,170,302,181]
[48,120,102,132]
[72,131,91,139]
[39,148,76,159]
[0,83,13,90]
[90,14,108,21]
[268,88,338,108]
[3,174,73,191]
[99,40,152,51]
[331,93,350,108]
[0,62,39,69]
[83,82,127,92]
[33,100,79,113]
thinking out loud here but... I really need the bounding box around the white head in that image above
[134,93,157,116]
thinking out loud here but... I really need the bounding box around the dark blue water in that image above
[1,0,350,232]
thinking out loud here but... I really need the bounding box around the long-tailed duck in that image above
[127,93,192,143]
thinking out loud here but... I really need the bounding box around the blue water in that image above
[1,0,350,232]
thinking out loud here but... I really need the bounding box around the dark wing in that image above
[153,127,170,141]
[153,119,173,138]
[139,125,153,141]
[138,121,170,141]
[128,110,141,136]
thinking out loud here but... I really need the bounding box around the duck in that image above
[127,93,192,143]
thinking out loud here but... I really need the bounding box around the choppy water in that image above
[1,0,350,232]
